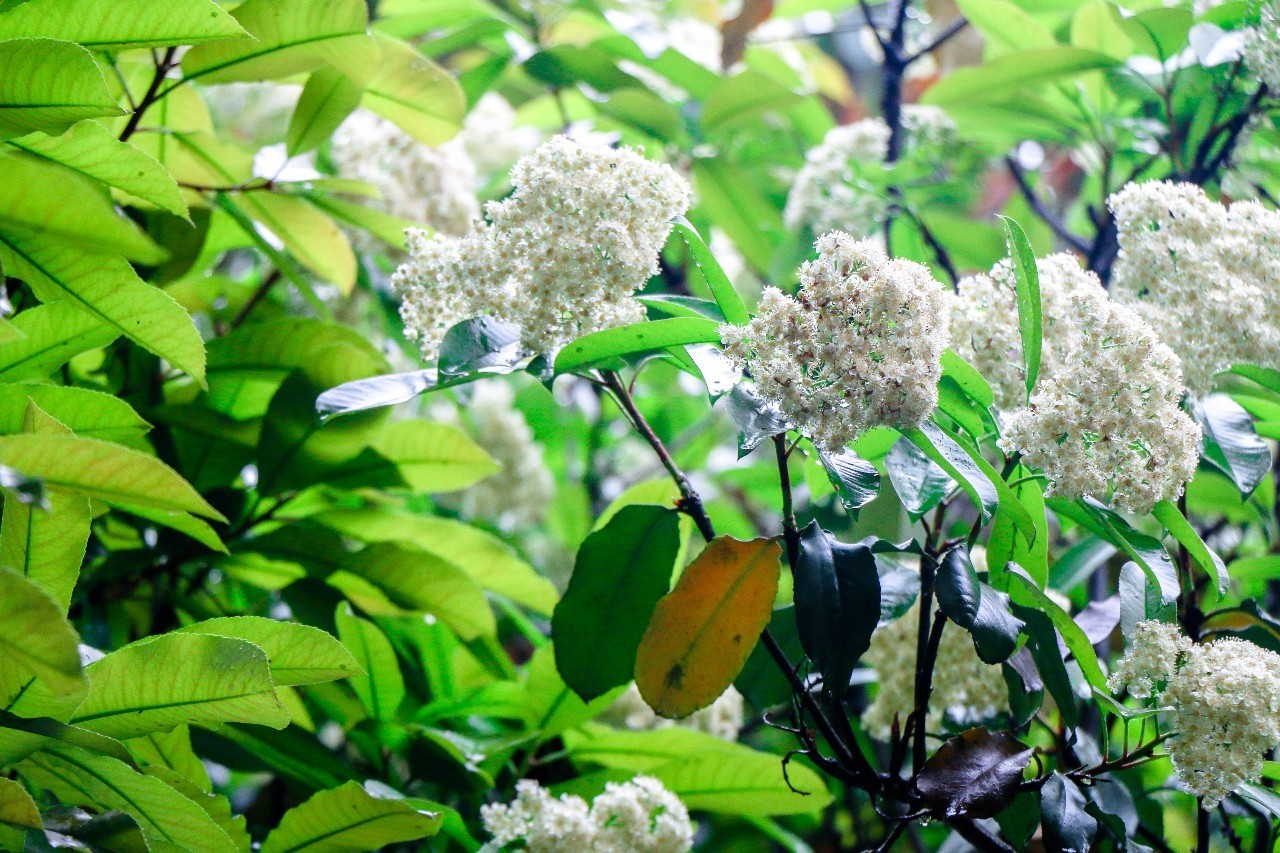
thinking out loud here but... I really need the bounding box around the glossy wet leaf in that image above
[818,449,881,514]
[636,537,781,718]
[670,217,750,325]
[793,522,879,696]
[1191,393,1271,497]
[1041,772,1098,853]
[917,728,1035,818]
[886,436,954,519]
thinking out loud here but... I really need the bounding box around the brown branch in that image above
[119,47,178,143]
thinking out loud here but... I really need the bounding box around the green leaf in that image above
[0,303,117,382]
[997,216,1042,401]
[886,435,955,520]
[649,749,832,816]
[818,449,881,515]
[334,542,495,640]
[314,507,558,615]
[207,317,384,419]
[0,384,150,446]
[937,547,1025,664]
[126,726,211,792]
[260,780,441,853]
[670,217,750,326]
[182,0,370,85]
[794,523,880,696]
[119,504,228,554]
[701,70,801,133]
[315,369,438,419]
[0,233,205,382]
[0,0,246,48]
[0,776,39,851]
[302,191,416,249]
[1001,567,1106,690]
[954,0,1057,56]
[0,568,84,696]
[1152,499,1228,599]
[142,765,253,853]
[287,67,362,156]
[175,617,361,687]
[324,33,465,146]
[1191,394,1271,497]
[1113,6,1192,59]
[555,318,723,374]
[553,505,683,702]
[69,633,288,739]
[902,423,997,522]
[1077,499,1179,605]
[334,604,404,721]
[9,121,188,217]
[19,744,239,853]
[692,159,782,272]
[922,47,1122,106]
[0,433,223,519]
[342,419,499,492]
[238,192,356,293]
[0,151,163,262]
[0,39,124,140]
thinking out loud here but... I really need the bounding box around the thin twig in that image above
[119,47,178,142]
[905,17,969,64]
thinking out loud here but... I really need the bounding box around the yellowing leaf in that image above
[239,192,356,293]
[635,537,781,719]
[0,568,85,697]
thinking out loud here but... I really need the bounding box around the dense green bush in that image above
[0,0,1277,849]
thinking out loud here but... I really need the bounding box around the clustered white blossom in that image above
[1109,180,1280,395]
[720,232,950,451]
[951,253,1104,410]
[1109,620,1280,808]
[784,106,959,237]
[391,135,691,359]
[863,600,1010,740]
[603,684,744,742]
[331,112,480,239]
[431,382,554,531]
[997,279,1200,514]
[1244,0,1280,92]
[480,776,694,852]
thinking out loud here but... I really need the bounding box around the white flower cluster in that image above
[1109,180,1280,395]
[480,776,694,852]
[603,684,744,742]
[720,233,950,451]
[1244,0,1280,92]
[1109,621,1280,808]
[997,278,1200,514]
[862,601,1011,741]
[392,135,691,359]
[331,113,480,239]
[784,106,959,237]
[431,382,554,531]
[951,253,1104,410]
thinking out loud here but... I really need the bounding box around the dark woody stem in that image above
[601,370,879,786]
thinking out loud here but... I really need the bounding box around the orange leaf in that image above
[635,536,781,719]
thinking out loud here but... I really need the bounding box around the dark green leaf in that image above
[718,384,790,456]
[917,728,1035,818]
[438,316,526,377]
[936,546,981,628]
[1041,773,1097,853]
[1015,606,1078,728]
[1118,561,1174,641]
[552,506,683,702]
[793,522,880,697]
[1079,498,1178,605]
[818,449,881,514]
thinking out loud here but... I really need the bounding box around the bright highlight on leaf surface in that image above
[635,536,781,719]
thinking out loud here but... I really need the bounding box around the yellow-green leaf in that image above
[324,33,464,145]
[260,780,441,853]
[0,776,40,852]
[9,121,188,217]
[0,0,246,48]
[287,66,362,156]
[0,151,163,262]
[334,604,404,721]
[238,192,356,292]
[0,433,224,520]
[0,232,205,382]
[0,39,124,140]
[0,568,85,697]
[635,537,781,718]
[0,303,118,382]
[182,0,369,85]
[175,617,361,687]
[70,633,288,739]
[19,744,239,852]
